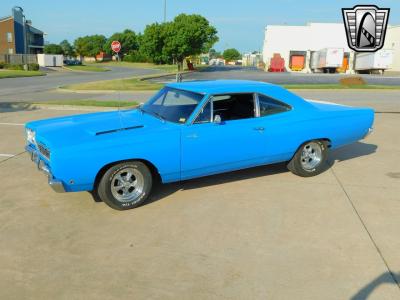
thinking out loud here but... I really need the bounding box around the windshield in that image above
[141,87,204,124]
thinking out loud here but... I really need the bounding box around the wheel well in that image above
[290,138,332,160]
[93,159,161,191]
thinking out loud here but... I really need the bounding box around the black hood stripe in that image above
[96,125,144,136]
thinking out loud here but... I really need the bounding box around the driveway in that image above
[0,99,399,299]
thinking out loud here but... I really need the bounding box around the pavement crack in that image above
[330,167,400,290]
[0,151,26,165]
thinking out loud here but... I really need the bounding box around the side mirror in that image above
[214,114,222,124]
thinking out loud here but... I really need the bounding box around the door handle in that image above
[186,133,199,139]
[254,127,265,132]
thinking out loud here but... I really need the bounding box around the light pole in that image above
[163,0,167,23]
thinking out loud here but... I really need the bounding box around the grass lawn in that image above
[62,76,163,91]
[0,70,45,79]
[33,99,138,107]
[284,84,400,90]
[87,61,183,73]
[63,65,109,72]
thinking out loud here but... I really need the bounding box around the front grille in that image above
[37,143,51,159]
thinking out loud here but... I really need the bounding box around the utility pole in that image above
[163,0,167,23]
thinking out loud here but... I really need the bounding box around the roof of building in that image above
[0,15,13,22]
[27,24,44,35]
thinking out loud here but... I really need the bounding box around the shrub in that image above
[123,50,151,63]
[0,61,6,69]
[5,64,24,70]
[28,63,40,71]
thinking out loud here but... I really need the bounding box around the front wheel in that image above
[97,161,153,210]
[287,140,328,177]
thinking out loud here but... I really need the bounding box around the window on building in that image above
[8,48,14,54]
[7,32,12,43]
[258,94,291,117]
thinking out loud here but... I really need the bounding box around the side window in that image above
[194,101,211,124]
[212,93,255,122]
[258,94,290,117]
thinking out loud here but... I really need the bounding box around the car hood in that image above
[25,109,165,149]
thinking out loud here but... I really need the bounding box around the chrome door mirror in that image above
[214,114,222,124]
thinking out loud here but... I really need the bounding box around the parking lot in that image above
[0,98,399,299]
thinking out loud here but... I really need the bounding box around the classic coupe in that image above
[25,80,374,210]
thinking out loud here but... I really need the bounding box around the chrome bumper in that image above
[364,127,374,139]
[26,145,66,193]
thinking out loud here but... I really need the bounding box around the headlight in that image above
[26,128,36,144]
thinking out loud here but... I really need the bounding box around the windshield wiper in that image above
[151,111,166,122]
[138,106,166,122]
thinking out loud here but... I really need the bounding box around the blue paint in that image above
[25,80,374,192]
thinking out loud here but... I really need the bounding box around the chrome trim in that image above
[254,93,261,117]
[48,178,66,193]
[364,127,374,139]
[26,145,66,193]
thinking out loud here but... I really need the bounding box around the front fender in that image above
[51,128,181,192]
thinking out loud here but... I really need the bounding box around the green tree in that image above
[104,29,139,57]
[223,48,241,61]
[44,44,63,54]
[74,35,106,60]
[140,23,169,64]
[59,40,75,57]
[163,14,219,70]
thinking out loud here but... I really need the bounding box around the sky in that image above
[1,0,399,53]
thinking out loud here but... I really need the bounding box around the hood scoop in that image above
[96,125,144,136]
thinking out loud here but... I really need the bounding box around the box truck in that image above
[355,50,393,74]
[311,48,344,73]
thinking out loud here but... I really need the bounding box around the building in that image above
[385,26,400,72]
[0,7,44,55]
[262,22,400,73]
[263,23,352,73]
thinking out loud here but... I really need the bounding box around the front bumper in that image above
[26,145,65,193]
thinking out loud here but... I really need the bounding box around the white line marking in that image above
[0,154,15,157]
[0,122,25,126]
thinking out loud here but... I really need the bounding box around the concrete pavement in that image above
[148,65,400,85]
[0,106,399,299]
[0,66,160,103]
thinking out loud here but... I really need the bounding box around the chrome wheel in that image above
[111,167,145,203]
[300,142,323,170]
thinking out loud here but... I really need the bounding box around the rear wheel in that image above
[97,161,153,210]
[287,140,328,177]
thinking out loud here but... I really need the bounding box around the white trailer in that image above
[355,50,394,74]
[37,54,63,67]
[312,48,344,73]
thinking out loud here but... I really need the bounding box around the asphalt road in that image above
[0,66,159,103]
[149,66,400,85]
[0,107,399,299]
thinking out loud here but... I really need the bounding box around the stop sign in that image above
[111,41,121,53]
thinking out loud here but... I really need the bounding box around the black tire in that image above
[97,161,153,210]
[287,140,328,177]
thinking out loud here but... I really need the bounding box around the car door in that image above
[250,93,297,164]
[180,93,267,180]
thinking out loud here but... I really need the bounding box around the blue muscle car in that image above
[25,80,374,210]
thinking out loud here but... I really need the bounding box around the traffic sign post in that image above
[111,41,121,62]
